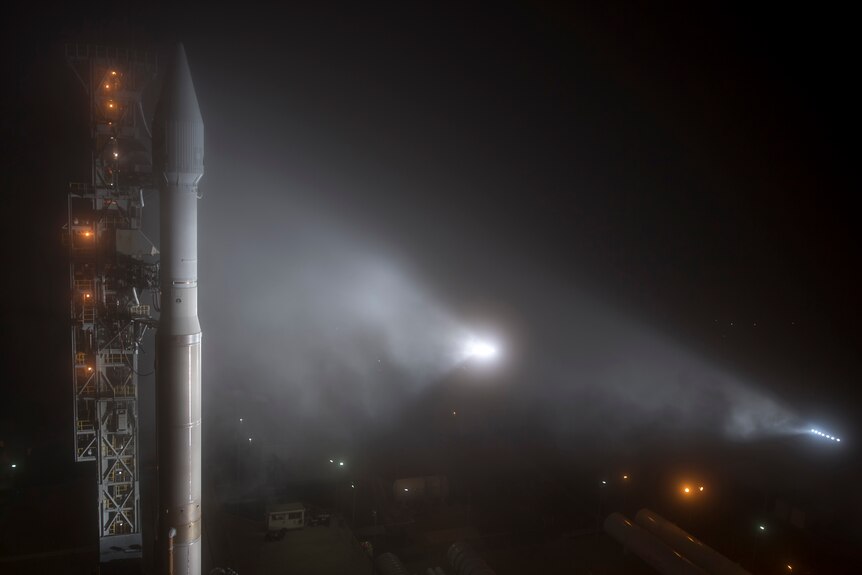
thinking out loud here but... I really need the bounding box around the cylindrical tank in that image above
[604,513,708,575]
[447,541,496,575]
[375,552,410,575]
[635,509,751,575]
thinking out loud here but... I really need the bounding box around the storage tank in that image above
[635,509,751,575]
[604,513,708,575]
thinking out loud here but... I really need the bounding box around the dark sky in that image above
[1,1,860,478]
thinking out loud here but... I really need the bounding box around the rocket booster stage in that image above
[154,44,204,575]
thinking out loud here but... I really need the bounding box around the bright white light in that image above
[810,428,841,442]
[339,461,344,466]
[329,459,334,463]
[10,464,16,469]
[465,339,498,360]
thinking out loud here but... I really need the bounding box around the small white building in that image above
[266,502,305,531]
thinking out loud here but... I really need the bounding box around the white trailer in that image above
[266,502,305,531]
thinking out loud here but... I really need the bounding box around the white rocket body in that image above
[154,44,204,575]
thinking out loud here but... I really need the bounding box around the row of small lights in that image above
[810,429,840,442]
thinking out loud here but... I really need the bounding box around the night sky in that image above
[1,0,860,558]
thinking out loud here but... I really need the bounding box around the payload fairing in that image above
[153,44,204,575]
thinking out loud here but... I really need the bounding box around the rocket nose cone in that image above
[157,43,203,124]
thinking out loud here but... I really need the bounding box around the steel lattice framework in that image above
[64,44,159,562]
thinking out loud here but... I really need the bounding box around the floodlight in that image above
[465,340,497,360]
[810,428,841,442]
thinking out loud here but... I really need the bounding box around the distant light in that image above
[105,83,110,89]
[113,152,118,158]
[601,480,607,485]
[787,566,793,572]
[758,525,766,531]
[404,488,408,492]
[684,487,690,493]
[452,411,457,416]
[10,464,16,469]
[329,459,334,463]
[110,71,117,76]
[699,486,704,492]
[239,418,243,423]
[810,428,841,442]
[623,475,629,480]
[339,461,344,467]
[351,483,355,489]
[248,437,252,442]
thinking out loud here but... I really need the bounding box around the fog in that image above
[193,172,802,469]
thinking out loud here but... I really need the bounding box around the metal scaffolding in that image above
[63,44,159,562]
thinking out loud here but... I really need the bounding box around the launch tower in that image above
[64,44,159,563]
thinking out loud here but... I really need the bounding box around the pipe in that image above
[167,527,177,575]
[375,552,409,575]
[635,509,751,575]
[604,513,708,575]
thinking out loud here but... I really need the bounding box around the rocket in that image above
[153,44,204,575]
